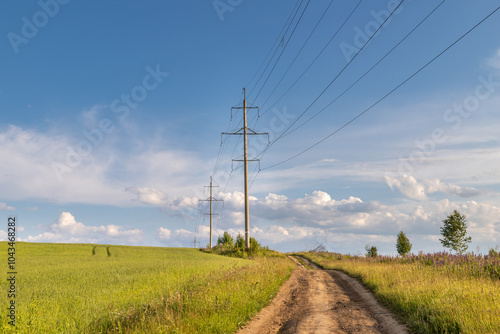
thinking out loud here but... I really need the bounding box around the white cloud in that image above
[157,227,194,241]
[0,125,208,206]
[385,175,428,201]
[156,227,195,247]
[157,227,171,240]
[126,187,198,221]
[173,228,194,239]
[25,212,143,244]
[385,175,484,201]
[127,187,165,206]
[424,179,482,198]
[0,203,15,211]
[188,190,500,254]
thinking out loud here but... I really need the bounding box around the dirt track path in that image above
[237,256,408,334]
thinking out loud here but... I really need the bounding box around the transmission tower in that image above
[222,88,269,248]
[199,176,223,249]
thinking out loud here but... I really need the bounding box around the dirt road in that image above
[237,256,408,334]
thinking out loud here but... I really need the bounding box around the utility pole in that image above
[192,237,197,248]
[199,176,222,249]
[222,88,268,248]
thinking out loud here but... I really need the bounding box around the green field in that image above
[1,242,295,333]
[300,251,500,334]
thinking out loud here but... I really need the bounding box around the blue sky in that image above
[1,0,500,254]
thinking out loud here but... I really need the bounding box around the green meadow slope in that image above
[0,242,294,333]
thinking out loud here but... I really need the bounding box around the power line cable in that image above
[280,0,447,140]
[263,0,406,151]
[259,0,365,117]
[248,0,305,98]
[245,0,302,89]
[251,0,312,104]
[262,5,500,170]
[212,91,244,177]
[259,0,336,110]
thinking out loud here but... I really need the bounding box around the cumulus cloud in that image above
[156,227,194,246]
[211,190,399,236]
[126,187,198,210]
[156,227,195,241]
[143,188,500,254]
[127,187,165,206]
[386,175,428,201]
[157,227,171,240]
[424,179,482,198]
[385,175,483,201]
[251,191,383,229]
[0,203,15,211]
[126,186,198,221]
[25,212,143,244]
[0,125,208,206]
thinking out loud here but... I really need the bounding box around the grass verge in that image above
[300,252,500,333]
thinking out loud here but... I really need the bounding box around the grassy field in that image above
[0,242,295,333]
[300,251,500,333]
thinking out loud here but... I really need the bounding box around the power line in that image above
[212,92,244,178]
[263,0,406,151]
[222,89,268,248]
[259,0,365,118]
[245,0,302,90]
[218,163,260,222]
[259,0,336,110]
[251,0,311,104]
[199,177,223,249]
[248,0,305,98]
[262,5,500,170]
[279,0,447,140]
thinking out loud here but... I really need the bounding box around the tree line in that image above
[367,210,475,257]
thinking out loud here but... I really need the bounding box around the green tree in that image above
[396,231,412,256]
[217,231,234,248]
[249,237,261,250]
[439,210,471,255]
[235,234,245,250]
[365,244,378,258]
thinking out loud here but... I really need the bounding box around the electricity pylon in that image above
[222,88,269,248]
[200,176,222,249]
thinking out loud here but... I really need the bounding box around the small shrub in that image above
[217,232,234,248]
[235,234,245,250]
[396,231,412,256]
[365,244,378,258]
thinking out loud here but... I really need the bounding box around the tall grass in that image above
[0,242,295,333]
[301,252,500,333]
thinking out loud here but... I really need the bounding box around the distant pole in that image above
[222,88,269,249]
[199,177,222,249]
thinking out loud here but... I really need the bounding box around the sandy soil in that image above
[237,256,408,334]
